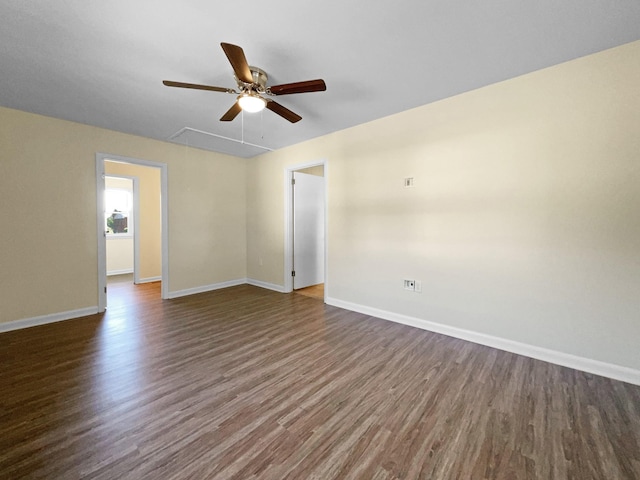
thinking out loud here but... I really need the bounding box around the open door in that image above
[292,171,325,289]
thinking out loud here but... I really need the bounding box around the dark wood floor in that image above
[1,282,639,479]
[294,283,324,300]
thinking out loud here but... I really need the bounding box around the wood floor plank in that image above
[1,282,640,479]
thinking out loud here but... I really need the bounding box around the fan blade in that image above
[220,102,242,122]
[163,80,234,93]
[266,101,302,123]
[220,43,253,84]
[269,79,326,95]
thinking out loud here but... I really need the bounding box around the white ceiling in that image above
[1,1,639,158]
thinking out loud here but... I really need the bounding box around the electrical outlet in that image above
[404,177,414,187]
[404,279,415,291]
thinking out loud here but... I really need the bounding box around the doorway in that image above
[96,153,168,312]
[284,161,327,299]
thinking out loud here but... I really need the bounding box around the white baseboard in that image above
[325,296,640,387]
[9,288,634,386]
[166,278,247,299]
[0,307,100,333]
[137,276,161,284]
[107,269,133,276]
[246,278,287,293]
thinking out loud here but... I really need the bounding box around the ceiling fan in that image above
[163,43,326,124]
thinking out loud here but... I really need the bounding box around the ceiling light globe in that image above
[238,94,266,113]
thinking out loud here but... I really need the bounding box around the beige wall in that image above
[105,161,162,280]
[246,41,640,371]
[297,165,324,177]
[0,108,247,324]
[106,238,134,274]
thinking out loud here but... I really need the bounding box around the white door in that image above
[293,171,325,289]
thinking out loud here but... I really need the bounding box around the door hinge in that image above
[291,270,296,277]
[104,286,107,293]
[292,178,296,185]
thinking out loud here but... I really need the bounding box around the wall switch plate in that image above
[414,280,422,293]
[404,279,415,291]
[404,177,414,187]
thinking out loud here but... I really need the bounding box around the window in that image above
[105,188,132,235]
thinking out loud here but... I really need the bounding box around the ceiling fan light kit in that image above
[238,92,266,113]
[163,42,326,123]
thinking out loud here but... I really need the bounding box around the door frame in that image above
[96,153,169,312]
[283,159,328,297]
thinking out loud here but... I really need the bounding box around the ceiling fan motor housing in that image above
[236,66,268,93]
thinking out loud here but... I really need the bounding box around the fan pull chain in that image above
[261,109,264,140]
